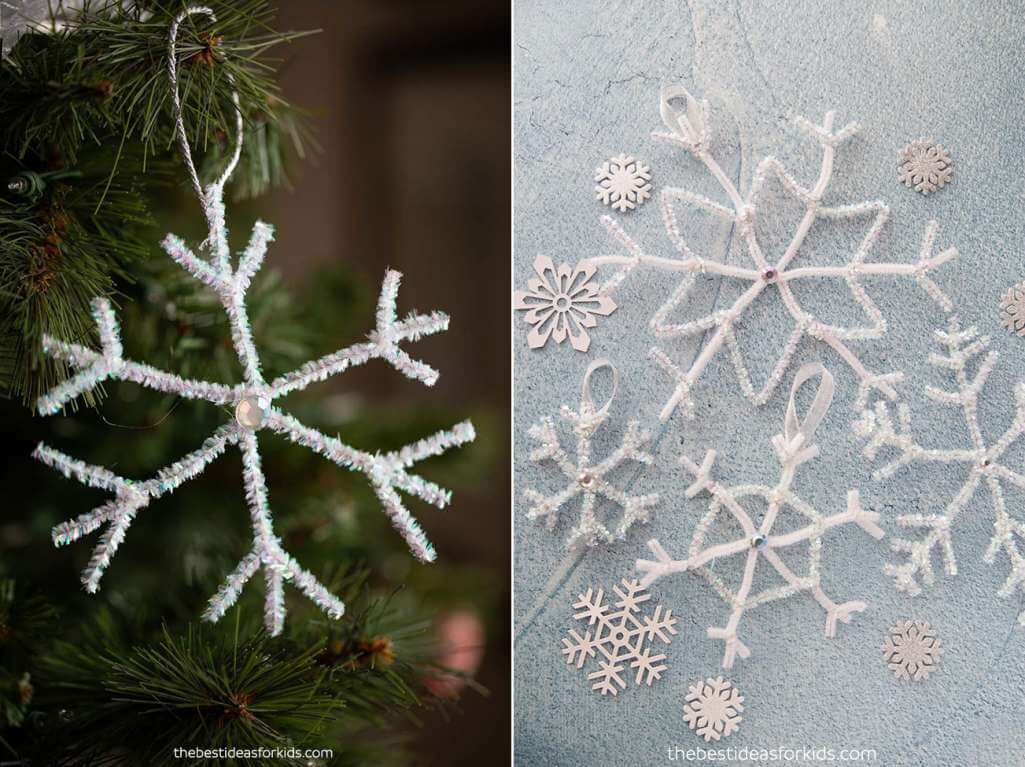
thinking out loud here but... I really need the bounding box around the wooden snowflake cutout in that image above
[513,255,617,352]
[561,578,678,696]
[523,360,658,548]
[684,677,744,741]
[592,86,957,421]
[882,620,942,681]
[637,364,885,668]
[898,138,953,195]
[999,281,1025,336]
[595,153,652,212]
[854,316,1025,624]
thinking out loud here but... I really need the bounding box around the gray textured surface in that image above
[513,1,1025,764]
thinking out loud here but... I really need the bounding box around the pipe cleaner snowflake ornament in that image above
[636,363,885,668]
[853,317,1025,624]
[591,86,957,421]
[522,359,658,549]
[31,7,475,636]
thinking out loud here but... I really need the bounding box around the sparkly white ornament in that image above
[594,153,652,212]
[853,316,1025,625]
[882,620,942,681]
[898,138,953,195]
[999,281,1025,337]
[32,7,475,636]
[683,676,744,741]
[637,363,885,668]
[522,359,658,549]
[591,86,957,421]
[560,578,678,696]
[513,255,616,352]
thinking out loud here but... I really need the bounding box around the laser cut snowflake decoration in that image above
[591,86,957,421]
[853,317,1025,625]
[560,578,678,696]
[594,153,652,212]
[999,281,1025,337]
[881,620,942,681]
[636,364,885,668]
[898,139,953,195]
[523,360,658,549]
[513,255,617,352]
[683,677,744,741]
[30,7,475,636]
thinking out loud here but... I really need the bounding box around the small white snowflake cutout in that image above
[561,578,678,696]
[683,676,744,741]
[1000,281,1025,336]
[513,255,616,352]
[882,620,942,681]
[898,139,953,195]
[523,360,658,549]
[595,153,652,212]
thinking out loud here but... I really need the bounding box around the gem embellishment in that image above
[882,620,942,681]
[513,255,617,352]
[594,153,652,212]
[898,139,953,195]
[234,395,269,429]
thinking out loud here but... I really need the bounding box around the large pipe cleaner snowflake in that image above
[636,364,885,668]
[591,86,957,421]
[30,7,475,635]
[853,317,1025,625]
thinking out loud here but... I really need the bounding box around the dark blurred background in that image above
[268,2,510,761]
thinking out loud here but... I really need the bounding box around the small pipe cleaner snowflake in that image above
[853,316,1025,624]
[683,676,744,741]
[560,578,678,696]
[522,360,658,549]
[637,363,885,668]
[898,139,953,195]
[881,620,942,681]
[590,86,957,421]
[30,7,475,635]
[594,153,652,212]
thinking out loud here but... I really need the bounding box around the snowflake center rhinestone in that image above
[749,532,767,550]
[761,268,777,283]
[235,395,269,430]
[577,470,595,489]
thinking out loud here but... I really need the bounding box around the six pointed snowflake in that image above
[594,153,653,212]
[683,676,744,741]
[853,317,1025,624]
[637,365,885,668]
[523,362,658,548]
[999,281,1025,337]
[898,139,953,195]
[882,620,942,681]
[33,85,474,634]
[561,579,678,695]
[513,255,617,352]
[591,87,957,421]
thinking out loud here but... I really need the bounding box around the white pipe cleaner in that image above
[636,363,884,668]
[32,6,475,635]
[591,86,957,421]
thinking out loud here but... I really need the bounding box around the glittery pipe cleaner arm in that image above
[269,270,449,398]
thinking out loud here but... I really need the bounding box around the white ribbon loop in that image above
[581,358,619,419]
[772,362,834,466]
[658,85,706,147]
[168,6,244,205]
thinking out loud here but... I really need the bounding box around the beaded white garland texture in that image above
[590,86,957,421]
[853,316,1025,625]
[31,6,475,635]
[636,363,885,668]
